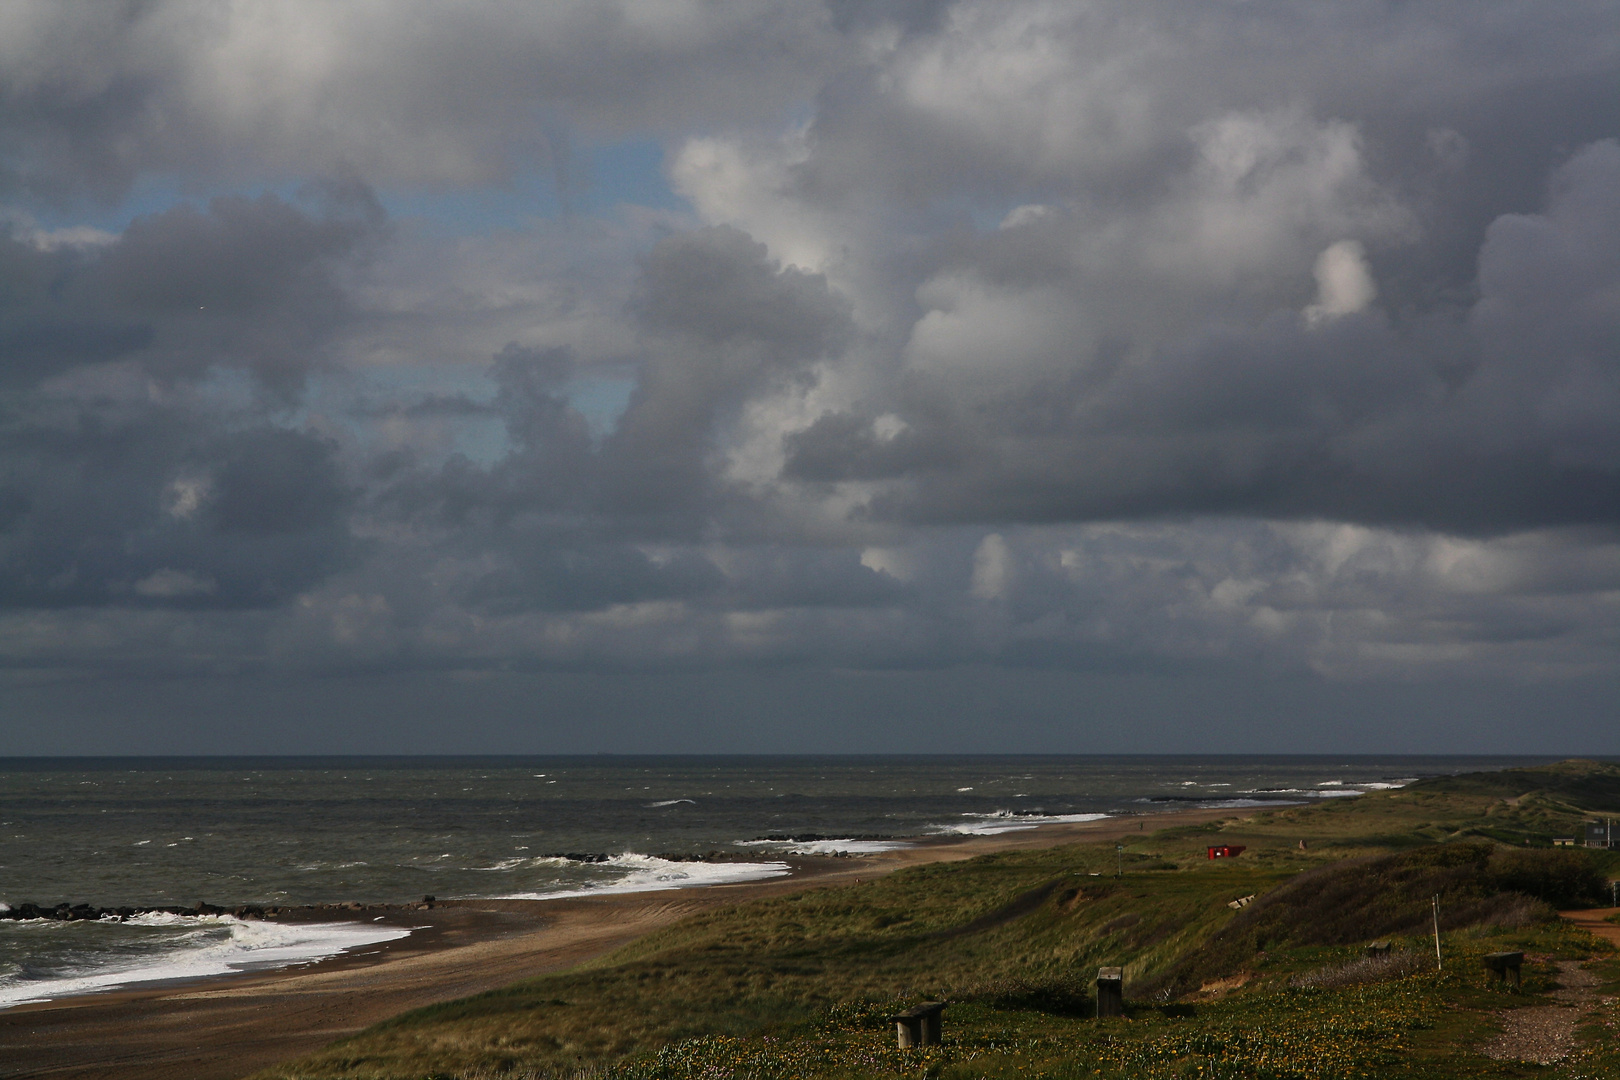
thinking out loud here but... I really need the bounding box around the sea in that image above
[0,754,1553,1008]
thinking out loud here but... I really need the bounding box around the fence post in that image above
[1432,895,1442,970]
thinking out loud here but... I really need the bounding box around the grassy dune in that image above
[260,761,1620,1080]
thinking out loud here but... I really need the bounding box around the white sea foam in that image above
[1247,787,1374,799]
[1193,779,1410,808]
[469,857,533,872]
[735,838,911,855]
[791,839,907,855]
[0,915,411,1009]
[933,811,1110,836]
[647,799,697,807]
[494,853,790,900]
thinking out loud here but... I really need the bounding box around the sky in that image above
[2,1,1619,755]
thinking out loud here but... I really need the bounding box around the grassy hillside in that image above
[259,760,1620,1080]
[1406,759,1620,811]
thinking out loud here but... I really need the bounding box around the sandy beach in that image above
[0,808,1244,1080]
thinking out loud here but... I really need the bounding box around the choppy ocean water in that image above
[0,754,1548,1007]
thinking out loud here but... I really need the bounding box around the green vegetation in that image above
[259,760,1620,1080]
[1404,760,1620,811]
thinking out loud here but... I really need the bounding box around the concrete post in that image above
[1096,967,1124,1018]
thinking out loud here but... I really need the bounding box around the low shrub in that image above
[1486,847,1609,908]
[954,975,1092,1017]
[1287,949,1431,989]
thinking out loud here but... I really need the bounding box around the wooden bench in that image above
[889,1002,946,1048]
[1483,951,1524,987]
[1096,966,1124,1018]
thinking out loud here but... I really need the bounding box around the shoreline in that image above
[0,805,1255,1008]
[0,806,1248,1080]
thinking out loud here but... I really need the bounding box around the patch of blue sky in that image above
[282,362,497,468]
[567,376,637,440]
[14,137,683,238]
[379,172,564,230]
[378,138,683,233]
[288,361,636,470]
[441,414,510,468]
[590,139,684,212]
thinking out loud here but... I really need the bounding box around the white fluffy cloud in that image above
[1305,241,1377,324]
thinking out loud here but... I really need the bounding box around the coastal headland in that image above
[0,809,1234,1080]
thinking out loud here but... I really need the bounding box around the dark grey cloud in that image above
[783,408,966,482]
[599,226,854,522]
[0,412,354,610]
[0,191,374,614]
[363,232,860,620]
[1,188,379,397]
[776,141,1620,536]
[0,233,151,386]
[1,1,1619,740]
[0,2,840,200]
[374,357,592,527]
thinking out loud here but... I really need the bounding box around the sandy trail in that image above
[1560,906,1620,949]
[1479,960,1604,1065]
[0,809,1237,1080]
[1478,908,1620,1065]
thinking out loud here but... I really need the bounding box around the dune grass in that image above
[257,760,1620,1080]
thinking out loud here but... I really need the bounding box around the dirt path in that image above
[1479,960,1604,1065]
[1479,908,1620,1064]
[1560,906,1620,948]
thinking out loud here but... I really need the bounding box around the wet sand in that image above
[0,807,1244,1080]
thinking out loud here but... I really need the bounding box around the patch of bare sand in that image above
[1560,907,1620,949]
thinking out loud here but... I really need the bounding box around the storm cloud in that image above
[2,1,1618,749]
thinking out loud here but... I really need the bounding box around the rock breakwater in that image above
[0,898,439,922]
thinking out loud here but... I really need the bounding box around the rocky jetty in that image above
[0,848,789,923]
[0,900,269,922]
[0,896,441,922]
